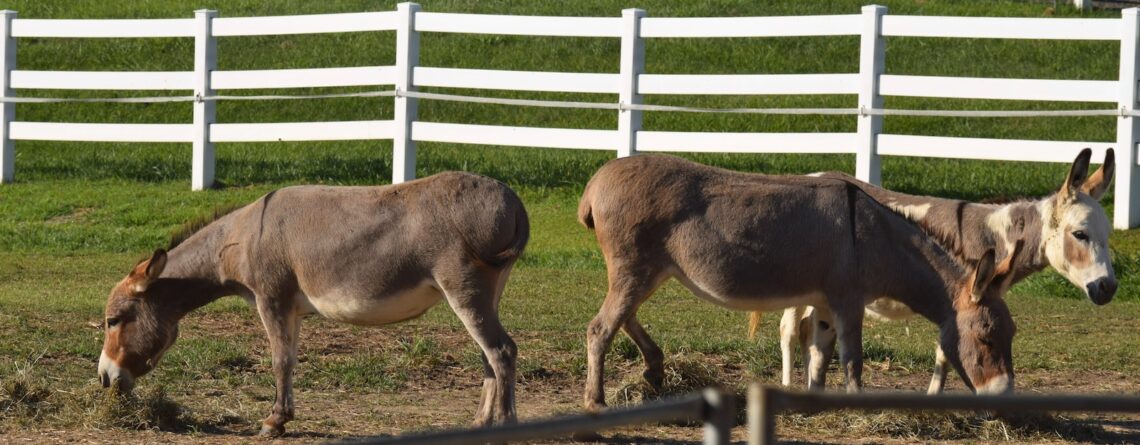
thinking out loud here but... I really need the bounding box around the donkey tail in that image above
[577,181,596,230]
[486,200,530,267]
[748,311,763,339]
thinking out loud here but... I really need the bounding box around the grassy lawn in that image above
[2,0,1139,443]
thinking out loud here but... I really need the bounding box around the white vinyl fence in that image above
[0,4,1138,227]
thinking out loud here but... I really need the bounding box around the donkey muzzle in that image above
[1086,277,1117,305]
[975,374,1013,395]
[98,351,135,392]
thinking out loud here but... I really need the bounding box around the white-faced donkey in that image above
[98,172,528,436]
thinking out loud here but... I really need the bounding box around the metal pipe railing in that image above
[748,384,1140,445]
[336,387,734,445]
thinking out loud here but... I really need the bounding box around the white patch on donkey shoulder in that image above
[885,202,932,222]
[985,205,1015,254]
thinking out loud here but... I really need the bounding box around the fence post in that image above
[701,388,734,445]
[855,5,886,185]
[0,10,15,184]
[192,9,217,191]
[1117,8,1140,229]
[393,2,421,184]
[747,384,779,445]
[617,8,645,158]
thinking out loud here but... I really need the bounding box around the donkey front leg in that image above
[926,344,950,395]
[255,297,302,436]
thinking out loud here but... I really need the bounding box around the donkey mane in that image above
[168,204,244,250]
[980,195,1035,206]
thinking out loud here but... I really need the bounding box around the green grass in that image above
[1,0,1139,441]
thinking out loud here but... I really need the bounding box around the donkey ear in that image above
[1059,148,1093,203]
[130,249,167,292]
[1081,148,1115,200]
[145,249,167,280]
[970,249,998,304]
[993,240,1024,278]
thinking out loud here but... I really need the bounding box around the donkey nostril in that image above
[1103,280,1118,296]
[100,373,110,388]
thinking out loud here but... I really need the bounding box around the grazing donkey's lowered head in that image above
[943,248,1019,394]
[99,249,184,392]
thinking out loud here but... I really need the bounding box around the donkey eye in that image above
[1072,230,1089,242]
[106,317,121,328]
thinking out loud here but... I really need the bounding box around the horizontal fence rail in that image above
[748,384,1140,445]
[335,388,734,445]
[1,4,1138,228]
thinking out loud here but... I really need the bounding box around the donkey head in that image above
[944,247,1019,395]
[98,249,180,393]
[1043,148,1116,305]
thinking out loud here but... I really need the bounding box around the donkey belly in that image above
[297,281,444,326]
[673,271,828,312]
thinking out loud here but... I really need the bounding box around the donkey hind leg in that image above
[474,353,496,425]
[779,307,806,387]
[806,307,837,391]
[926,344,950,395]
[830,303,865,394]
[584,271,665,413]
[622,315,664,393]
[443,269,518,427]
[255,297,302,436]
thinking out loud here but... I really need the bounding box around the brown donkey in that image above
[577,155,1017,412]
[762,148,1115,393]
[98,172,529,436]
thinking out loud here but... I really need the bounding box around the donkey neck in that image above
[857,200,971,327]
[879,233,965,326]
[160,215,236,315]
[881,193,1047,284]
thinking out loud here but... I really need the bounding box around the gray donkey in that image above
[577,154,1019,415]
[99,171,529,436]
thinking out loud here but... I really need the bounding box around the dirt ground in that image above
[5,314,1139,445]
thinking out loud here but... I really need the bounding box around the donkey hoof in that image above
[643,373,665,392]
[259,423,285,437]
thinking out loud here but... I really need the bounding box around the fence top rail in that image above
[4,9,1126,41]
[766,387,1140,414]
[336,392,710,445]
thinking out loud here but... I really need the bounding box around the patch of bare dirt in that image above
[44,207,94,225]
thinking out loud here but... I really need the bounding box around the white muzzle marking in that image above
[98,350,133,391]
[976,374,1012,395]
